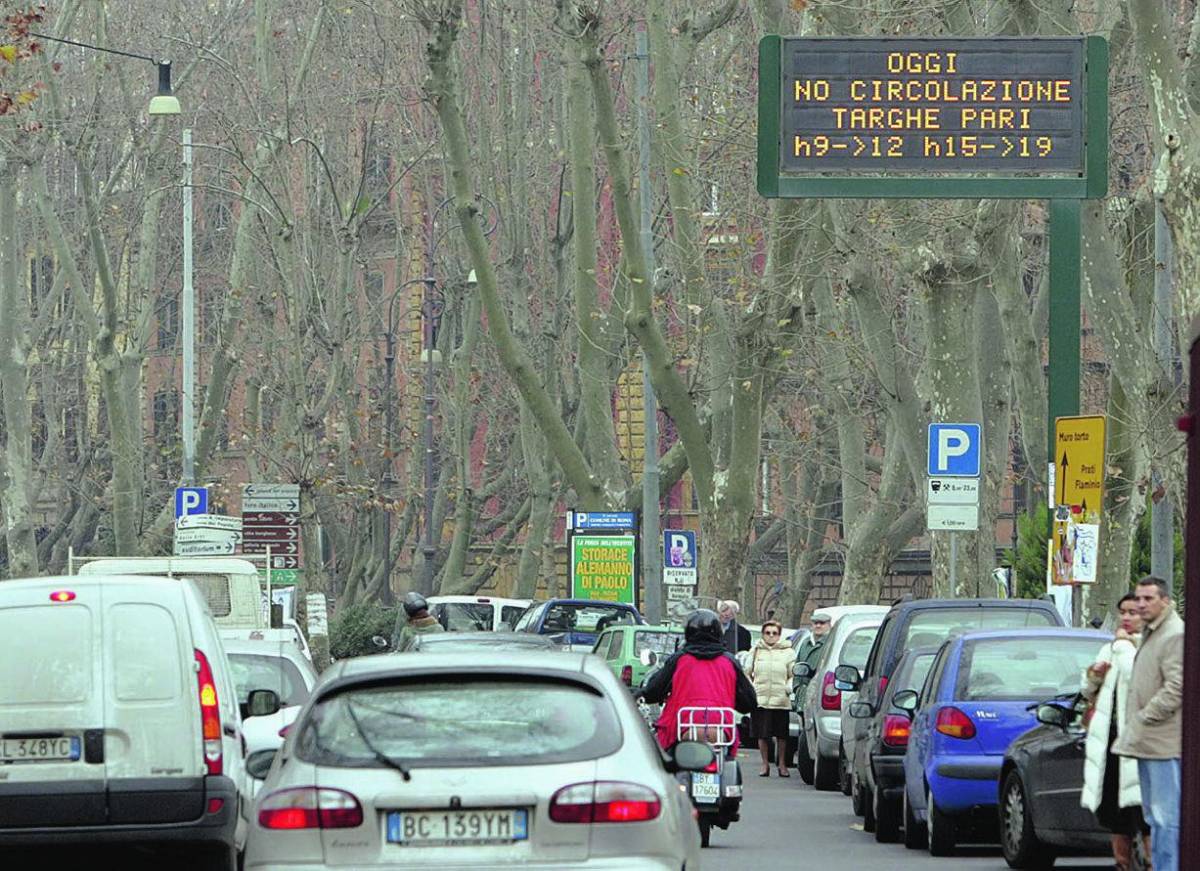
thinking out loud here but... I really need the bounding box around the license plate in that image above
[387,809,528,846]
[691,773,720,803]
[0,736,80,763]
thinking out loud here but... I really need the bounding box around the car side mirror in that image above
[639,649,658,668]
[1036,703,1071,729]
[833,664,861,690]
[245,748,277,780]
[669,740,716,773]
[792,662,814,679]
[892,689,919,715]
[247,689,281,718]
[848,701,874,719]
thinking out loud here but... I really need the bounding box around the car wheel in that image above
[874,784,901,843]
[814,749,839,791]
[926,786,956,857]
[999,770,1055,870]
[699,819,711,848]
[851,770,866,817]
[839,743,853,796]
[903,787,925,850]
[797,732,815,785]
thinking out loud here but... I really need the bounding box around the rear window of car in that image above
[900,607,1057,652]
[955,637,1105,702]
[433,603,493,632]
[500,606,526,629]
[542,604,636,633]
[297,678,622,768]
[838,626,879,670]
[180,574,232,617]
[891,653,937,703]
[635,631,681,657]
[229,653,311,707]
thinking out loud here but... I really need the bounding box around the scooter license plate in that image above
[691,772,720,803]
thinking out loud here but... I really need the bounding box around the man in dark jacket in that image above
[639,609,757,752]
[393,592,445,651]
[718,600,752,654]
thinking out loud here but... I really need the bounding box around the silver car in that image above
[796,611,885,791]
[245,650,708,869]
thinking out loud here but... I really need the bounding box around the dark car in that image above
[512,598,645,650]
[999,696,1145,869]
[407,631,558,652]
[837,596,1066,814]
[848,645,939,842]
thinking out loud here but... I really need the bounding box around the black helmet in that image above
[402,592,429,617]
[685,609,722,644]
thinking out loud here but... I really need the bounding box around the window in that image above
[838,626,880,671]
[228,654,310,707]
[919,646,950,707]
[153,389,179,441]
[513,603,545,633]
[900,607,1057,653]
[634,630,681,657]
[541,603,636,634]
[431,602,492,632]
[157,293,180,350]
[500,606,526,629]
[955,637,1104,702]
[200,288,225,348]
[297,678,622,769]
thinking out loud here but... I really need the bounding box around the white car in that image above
[427,595,532,631]
[0,575,280,870]
[245,650,710,869]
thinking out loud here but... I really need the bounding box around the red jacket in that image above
[640,641,757,751]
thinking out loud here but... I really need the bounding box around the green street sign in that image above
[259,568,300,587]
[571,535,637,605]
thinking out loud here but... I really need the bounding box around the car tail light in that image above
[882,715,911,747]
[549,782,661,824]
[49,590,76,602]
[935,706,977,740]
[821,671,841,711]
[193,649,222,776]
[620,665,633,686]
[258,787,364,830]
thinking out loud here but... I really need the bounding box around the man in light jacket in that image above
[1113,575,1184,871]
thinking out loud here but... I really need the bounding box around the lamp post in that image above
[419,277,446,597]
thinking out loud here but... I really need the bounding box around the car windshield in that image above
[634,631,681,656]
[500,606,526,629]
[297,678,621,768]
[434,602,493,632]
[901,607,1056,651]
[838,627,879,669]
[956,637,1105,702]
[542,604,635,633]
[228,653,310,707]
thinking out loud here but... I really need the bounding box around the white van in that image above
[78,557,266,630]
[0,575,280,869]
[427,595,532,632]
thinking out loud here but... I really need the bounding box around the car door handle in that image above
[223,724,238,738]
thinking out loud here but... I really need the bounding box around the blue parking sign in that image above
[927,424,981,477]
[663,530,696,569]
[175,486,208,519]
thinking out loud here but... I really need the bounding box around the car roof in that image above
[322,649,601,691]
[0,574,187,593]
[222,637,309,658]
[543,598,640,608]
[890,597,1057,614]
[415,632,555,646]
[948,627,1110,643]
[78,558,259,575]
[427,595,530,606]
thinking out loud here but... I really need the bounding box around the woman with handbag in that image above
[1081,592,1150,870]
[748,620,796,777]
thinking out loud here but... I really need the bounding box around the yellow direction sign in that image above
[1051,415,1106,585]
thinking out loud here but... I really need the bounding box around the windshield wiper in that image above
[344,699,412,782]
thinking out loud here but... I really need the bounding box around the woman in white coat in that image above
[748,620,796,777]
[1081,592,1150,870]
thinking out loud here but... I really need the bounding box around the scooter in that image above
[676,705,743,847]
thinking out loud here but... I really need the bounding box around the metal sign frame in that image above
[757,35,1108,199]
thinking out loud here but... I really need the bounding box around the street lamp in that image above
[31,32,180,116]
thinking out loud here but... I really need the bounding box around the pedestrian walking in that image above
[1113,576,1184,871]
[1080,593,1150,870]
[718,600,752,654]
[748,620,796,777]
[793,609,832,704]
[393,591,445,651]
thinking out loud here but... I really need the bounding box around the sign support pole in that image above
[1047,199,1082,625]
[949,532,957,598]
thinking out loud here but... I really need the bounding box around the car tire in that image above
[797,732,815,785]
[814,749,839,791]
[874,785,901,844]
[1000,770,1055,870]
[903,787,925,850]
[926,786,956,857]
[699,819,711,848]
[839,743,853,796]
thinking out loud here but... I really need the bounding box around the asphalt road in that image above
[704,753,1117,870]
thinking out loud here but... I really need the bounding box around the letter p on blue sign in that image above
[927,424,981,477]
[175,486,208,519]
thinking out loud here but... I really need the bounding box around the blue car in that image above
[512,598,645,650]
[896,627,1108,857]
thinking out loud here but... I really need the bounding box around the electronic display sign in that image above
[776,38,1086,175]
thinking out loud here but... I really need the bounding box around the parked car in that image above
[513,599,646,650]
[593,623,683,687]
[427,595,532,632]
[898,628,1109,857]
[222,623,313,665]
[244,650,712,869]
[847,645,939,842]
[407,631,558,652]
[0,575,280,870]
[796,615,883,790]
[999,695,1145,868]
[837,596,1066,806]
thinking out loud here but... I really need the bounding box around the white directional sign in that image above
[927,477,980,505]
[926,476,980,531]
[927,503,980,531]
[175,513,243,532]
[243,496,300,512]
[244,483,300,498]
[174,528,242,546]
[174,540,237,556]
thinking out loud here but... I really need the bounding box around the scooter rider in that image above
[637,609,757,752]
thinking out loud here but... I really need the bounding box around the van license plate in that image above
[1,736,80,763]
[691,773,720,803]
[387,809,528,845]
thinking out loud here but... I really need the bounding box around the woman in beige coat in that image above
[748,620,796,777]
